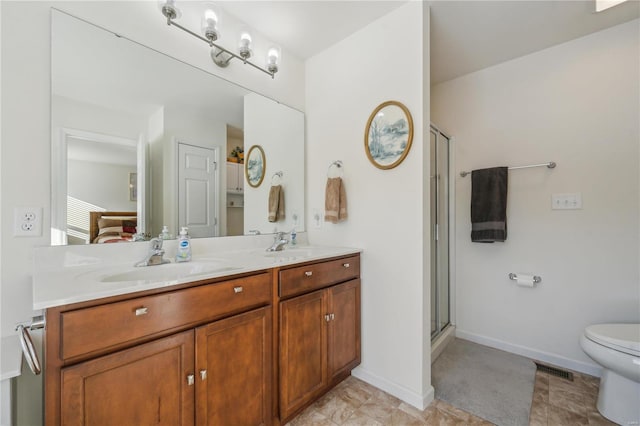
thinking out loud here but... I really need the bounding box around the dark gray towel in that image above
[471,167,508,242]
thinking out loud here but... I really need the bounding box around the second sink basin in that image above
[101,261,239,283]
[262,246,333,260]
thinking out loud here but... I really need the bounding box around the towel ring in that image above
[271,171,283,185]
[327,160,344,178]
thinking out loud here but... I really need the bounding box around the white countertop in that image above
[33,237,361,310]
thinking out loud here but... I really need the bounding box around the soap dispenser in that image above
[159,225,171,240]
[175,227,192,262]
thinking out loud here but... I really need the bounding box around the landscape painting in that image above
[365,101,414,170]
[246,145,266,187]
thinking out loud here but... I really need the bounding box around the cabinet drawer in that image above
[279,256,359,299]
[61,272,271,361]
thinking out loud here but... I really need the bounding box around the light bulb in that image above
[238,30,252,60]
[158,0,181,19]
[266,46,281,74]
[201,6,220,42]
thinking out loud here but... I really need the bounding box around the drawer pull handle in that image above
[200,370,207,381]
[135,307,148,316]
[233,286,243,293]
[187,374,195,386]
[305,271,313,277]
[343,263,350,268]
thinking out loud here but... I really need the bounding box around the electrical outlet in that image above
[14,207,43,237]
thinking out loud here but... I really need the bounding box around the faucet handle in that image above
[150,237,163,251]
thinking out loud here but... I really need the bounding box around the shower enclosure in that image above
[430,124,451,340]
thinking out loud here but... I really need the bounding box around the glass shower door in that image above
[430,125,450,340]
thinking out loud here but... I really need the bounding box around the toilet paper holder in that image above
[508,273,542,284]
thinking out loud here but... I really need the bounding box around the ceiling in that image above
[219,0,639,85]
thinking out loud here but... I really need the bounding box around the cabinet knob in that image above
[330,313,335,321]
[343,263,350,268]
[324,314,331,322]
[187,374,195,386]
[304,271,313,277]
[135,307,148,316]
[233,286,243,293]
[200,370,207,381]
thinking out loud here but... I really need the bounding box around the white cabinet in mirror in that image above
[50,8,305,246]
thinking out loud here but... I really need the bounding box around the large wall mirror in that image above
[51,9,305,245]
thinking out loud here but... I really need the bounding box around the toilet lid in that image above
[585,324,640,356]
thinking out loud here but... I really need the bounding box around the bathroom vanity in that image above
[35,244,360,425]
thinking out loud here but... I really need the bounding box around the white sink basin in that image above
[101,261,239,283]
[263,248,314,258]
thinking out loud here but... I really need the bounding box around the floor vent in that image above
[535,362,574,381]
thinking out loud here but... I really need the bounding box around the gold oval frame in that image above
[364,100,414,170]
[245,145,266,188]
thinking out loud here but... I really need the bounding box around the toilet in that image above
[580,323,640,425]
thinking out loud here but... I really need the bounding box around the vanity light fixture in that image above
[158,0,280,78]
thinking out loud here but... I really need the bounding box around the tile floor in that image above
[286,369,616,425]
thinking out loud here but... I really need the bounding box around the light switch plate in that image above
[551,193,582,210]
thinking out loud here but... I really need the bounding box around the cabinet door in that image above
[195,307,272,426]
[61,330,195,426]
[237,164,244,192]
[226,162,239,191]
[279,289,327,420]
[327,279,361,382]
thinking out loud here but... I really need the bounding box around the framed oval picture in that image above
[364,101,414,170]
[245,145,266,188]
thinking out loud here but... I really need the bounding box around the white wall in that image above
[0,2,305,423]
[244,92,305,235]
[432,20,640,375]
[68,159,137,211]
[305,2,432,408]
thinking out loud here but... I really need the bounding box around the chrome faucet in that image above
[135,237,170,267]
[266,232,289,252]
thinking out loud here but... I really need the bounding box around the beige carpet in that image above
[432,338,536,426]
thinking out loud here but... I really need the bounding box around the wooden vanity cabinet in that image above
[278,255,361,422]
[195,306,272,426]
[61,330,195,426]
[45,253,362,426]
[46,272,273,426]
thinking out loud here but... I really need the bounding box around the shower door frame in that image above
[430,124,455,342]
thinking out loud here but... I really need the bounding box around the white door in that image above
[177,143,218,238]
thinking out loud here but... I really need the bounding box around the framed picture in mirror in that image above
[246,145,266,188]
[364,100,414,170]
[128,172,137,201]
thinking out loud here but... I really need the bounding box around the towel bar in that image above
[15,316,44,375]
[460,162,556,178]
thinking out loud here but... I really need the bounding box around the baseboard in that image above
[455,329,602,377]
[352,367,435,410]
[431,325,456,363]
